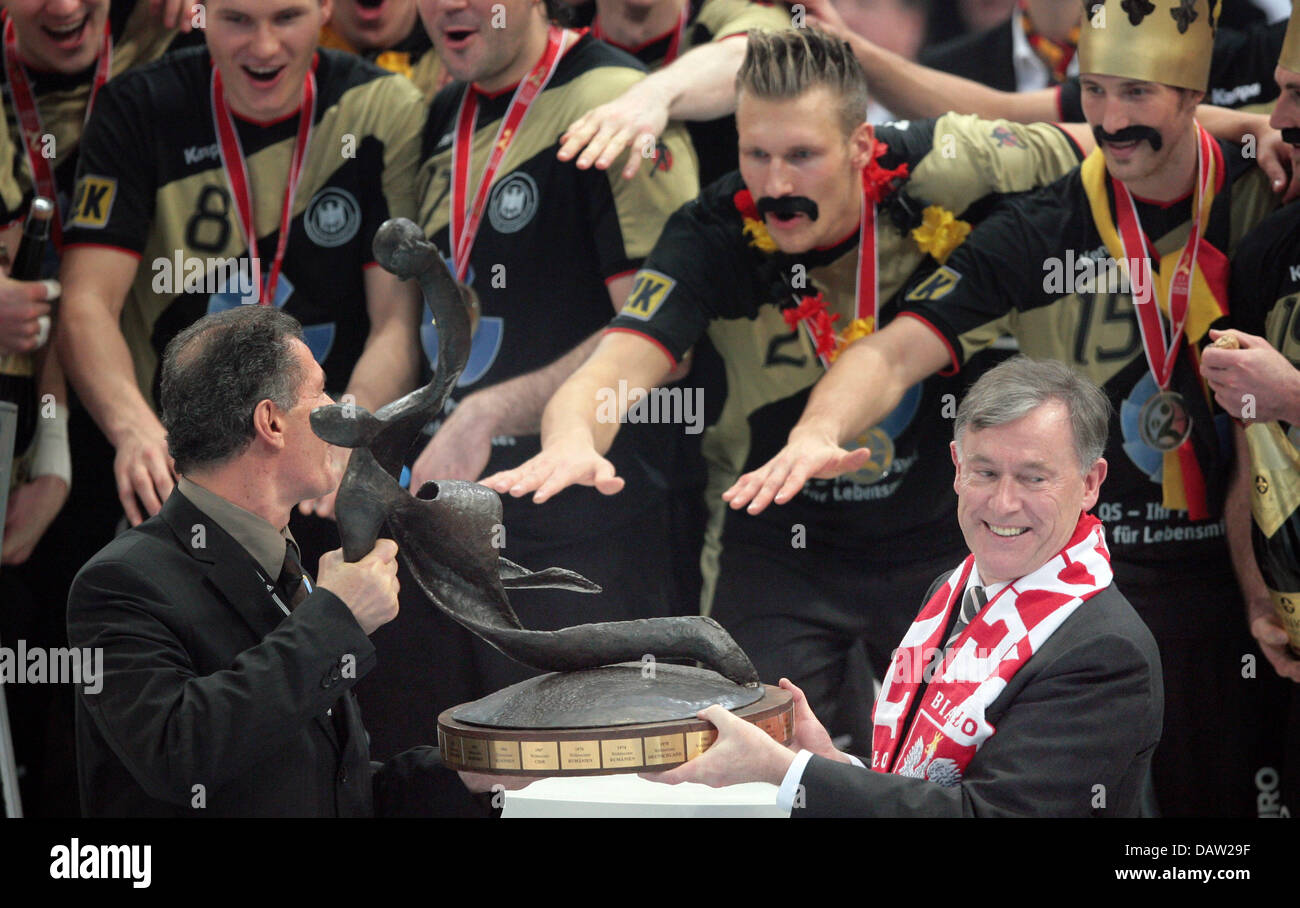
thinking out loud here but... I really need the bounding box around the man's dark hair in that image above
[160,307,306,475]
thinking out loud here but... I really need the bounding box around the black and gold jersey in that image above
[608,113,1084,565]
[63,47,426,407]
[416,33,699,540]
[319,19,444,101]
[0,0,176,230]
[603,0,790,186]
[1230,200,1300,370]
[900,138,1277,570]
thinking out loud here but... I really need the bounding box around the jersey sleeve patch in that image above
[69,175,118,229]
[620,269,677,321]
[905,265,962,303]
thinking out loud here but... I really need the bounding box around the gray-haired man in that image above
[651,357,1164,817]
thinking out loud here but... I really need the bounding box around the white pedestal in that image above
[502,773,787,818]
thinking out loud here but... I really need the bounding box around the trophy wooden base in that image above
[439,678,794,776]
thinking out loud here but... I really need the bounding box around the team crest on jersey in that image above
[304,188,362,248]
[621,270,676,321]
[488,172,539,234]
[69,175,117,229]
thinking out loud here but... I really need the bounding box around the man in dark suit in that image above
[651,357,1164,817]
[67,306,486,817]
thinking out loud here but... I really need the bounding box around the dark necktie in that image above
[278,542,311,610]
[948,585,986,645]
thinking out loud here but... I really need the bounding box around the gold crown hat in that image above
[1280,0,1300,73]
[1077,0,1217,91]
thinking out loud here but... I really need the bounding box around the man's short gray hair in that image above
[953,356,1111,473]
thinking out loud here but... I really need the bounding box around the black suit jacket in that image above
[795,579,1163,817]
[67,489,479,817]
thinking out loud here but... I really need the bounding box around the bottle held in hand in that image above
[10,196,54,281]
[0,196,55,469]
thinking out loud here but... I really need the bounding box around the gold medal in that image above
[1139,390,1192,452]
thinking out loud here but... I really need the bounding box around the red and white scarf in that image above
[869,514,1112,786]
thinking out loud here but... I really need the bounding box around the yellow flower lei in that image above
[742,216,778,254]
[829,317,875,362]
[912,205,971,264]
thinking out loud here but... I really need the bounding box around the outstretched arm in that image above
[558,36,751,179]
[722,315,951,513]
[410,276,641,487]
[1195,106,1300,201]
[480,329,677,502]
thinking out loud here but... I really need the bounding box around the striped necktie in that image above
[948,585,986,645]
[278,542,311,610]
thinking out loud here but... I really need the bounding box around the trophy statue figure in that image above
[309,219,792,775]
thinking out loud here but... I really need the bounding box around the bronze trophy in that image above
[310,219,792,776]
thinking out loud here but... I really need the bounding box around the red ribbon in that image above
[733,188,759,220]
[862,142,909,205]
[211,58,318,306]
[1112,123,1218,391]
[2,12,113,248]
[450,27,572,281]
[782,293,839,359]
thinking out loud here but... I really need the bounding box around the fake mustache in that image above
[1281,127,1300,147]
[1092,124,1164,152]
[756,196,820,221]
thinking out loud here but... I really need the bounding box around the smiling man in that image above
[56,0,425,549]
[0,0,204,817]
[483,28,1091,749]
[0,1,185,239]
[338,0,700,757]
[651,357,1164,818]
[726,0,1292,816]
[0,0,190,566]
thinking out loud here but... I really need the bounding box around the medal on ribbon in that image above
[448,26,574,316]
[210,58,319,306]
[1081,122,1228,518]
